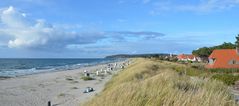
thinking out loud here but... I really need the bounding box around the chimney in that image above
[237,47,239,55]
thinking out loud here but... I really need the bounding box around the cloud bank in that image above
[0,6,106,50]
[107,31,164,41]
[0,6,164,51]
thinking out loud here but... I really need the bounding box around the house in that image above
[177,54,197,62]
[206,49,239,69]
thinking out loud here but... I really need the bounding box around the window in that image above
[232,60,236,64]
[229,59,237,65]
[209,58,215,64]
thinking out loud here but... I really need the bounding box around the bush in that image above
[212,74,239,85]
[169,58,178,62]
[177,60,187,64]
[190,63,206,70]
[81,76,95,81]
[209,68,239,74]
[65,77,74,81]
[172,66,206,77]
[171,63,239,85]
[173,81,199,92]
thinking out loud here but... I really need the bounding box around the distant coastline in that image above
[105,53,172,58]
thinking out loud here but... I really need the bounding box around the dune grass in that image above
[83,58,236,106]
[166,61,239,86]
[81,76,95,81]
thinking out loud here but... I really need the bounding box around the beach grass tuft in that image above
[81,76,95,81]
[65,77,74,81]
[58,93,66,97]
[71,87,78,89]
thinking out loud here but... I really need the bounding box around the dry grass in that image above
[83,58,236,106]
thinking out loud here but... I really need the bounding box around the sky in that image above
[0,0,238,58]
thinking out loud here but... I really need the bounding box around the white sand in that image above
[0,61,126,106]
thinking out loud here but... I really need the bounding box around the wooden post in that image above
[48,101,51,106]
[96,71,99,76]
[104,70,107,74]
[184,67,187,75]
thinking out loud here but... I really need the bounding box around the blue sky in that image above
[0,0,238,58]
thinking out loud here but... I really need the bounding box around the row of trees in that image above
[192,35,239,57]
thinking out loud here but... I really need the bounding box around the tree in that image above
[192,42,236,57]
[193,35,239,57]
[192,47,212,57]
[213,42,236,49]
[235,34,239,48]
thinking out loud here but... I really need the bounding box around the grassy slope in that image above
[84,58,236,106]
[171,61,239,85]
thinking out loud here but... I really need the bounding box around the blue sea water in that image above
[0,58,119,77]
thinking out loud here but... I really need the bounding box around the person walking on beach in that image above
[84,70,90,77]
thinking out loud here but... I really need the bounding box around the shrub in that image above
[170,58,178,62]
[172,66,206,77]
[81,76,95,81]
[190,63,206,70]
[209,68,239,74]
[173,81,199,92]
[71,87,78,89]
[212,74,239,85]
[58,93,66,97]
[65,77,74,81]
[170,62,239,85]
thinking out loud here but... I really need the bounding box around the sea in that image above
[0,58,120,77]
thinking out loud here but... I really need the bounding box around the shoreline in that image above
[0,59,129,106]
[0,58,125,79]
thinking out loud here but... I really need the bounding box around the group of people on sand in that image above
[83,60,131,77]
[83,60,131,93]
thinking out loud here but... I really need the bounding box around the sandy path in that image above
[0,61,126,106]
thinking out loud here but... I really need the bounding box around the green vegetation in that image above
[65,77,74,81]
[105,53,173,58]
[71,87,78,89]
[209,68,239,73]
[171,60,239,86]
[171,65,207,77]
[81,76,95,81]
[168,61,239,86]
[58,93,66,97]
[189,35,239,86]
[212,74,239,85]
[235,34,239,48]
[84,59,236,106]
[192,42,236,57]
[192,35,239,57]
[70,80,79,83]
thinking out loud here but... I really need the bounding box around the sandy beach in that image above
[0,60,127,106]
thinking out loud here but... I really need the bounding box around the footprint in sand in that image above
[38,84,45,88]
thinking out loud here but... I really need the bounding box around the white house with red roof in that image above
[177,54,197,62]
[206,49,239,69]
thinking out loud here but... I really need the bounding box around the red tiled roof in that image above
[177,54,195,60]
[206,49,239,69]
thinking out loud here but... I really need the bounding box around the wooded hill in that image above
[105,53,172,58]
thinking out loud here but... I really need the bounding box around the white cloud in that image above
[107,31,165,41]
[0,6,106,49]
[0,6,165,53]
